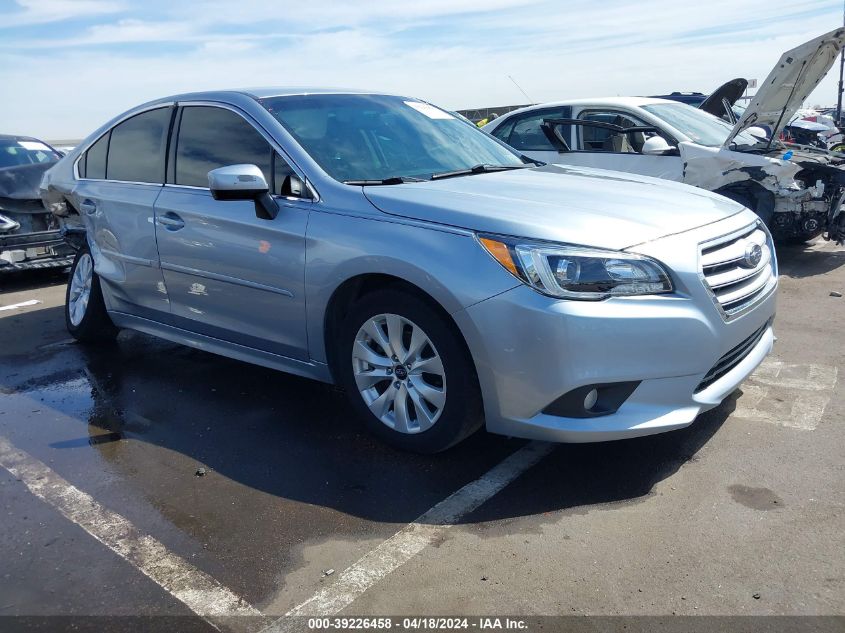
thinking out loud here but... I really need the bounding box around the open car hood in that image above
[725,27,845,148]
[700,78,747,117]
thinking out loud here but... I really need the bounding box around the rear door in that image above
[153,104,310,360]
[489,107,569,164]
[73,106,173,318]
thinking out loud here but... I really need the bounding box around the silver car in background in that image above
[41,89,777,452]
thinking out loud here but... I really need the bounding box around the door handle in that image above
[157,212,185,231]
[79,199,97,215]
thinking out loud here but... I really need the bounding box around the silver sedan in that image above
[41,89,776,452]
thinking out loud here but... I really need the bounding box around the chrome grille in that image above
[695,320,769,393]
[700,222,776,319]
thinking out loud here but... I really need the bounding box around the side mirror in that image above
[641,136,676,156]
[746,126,769,141]
[208,164,278,220]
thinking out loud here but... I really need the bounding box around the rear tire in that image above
[337,288,483,453]
[65,246,118,343]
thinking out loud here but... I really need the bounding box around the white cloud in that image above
[0,0,124,28]
[0,0,841,138]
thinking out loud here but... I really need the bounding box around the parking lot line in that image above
[732,359,838,430]
[0,299,41,311]
[0,435,261,621]
[264,441,554,630]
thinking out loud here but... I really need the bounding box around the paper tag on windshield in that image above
[18,141,50,151]
[404,101,454,120]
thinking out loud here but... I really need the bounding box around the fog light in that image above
[542,381,640,419]
[583,388,598,410]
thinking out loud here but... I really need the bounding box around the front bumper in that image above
[454,211,777,443]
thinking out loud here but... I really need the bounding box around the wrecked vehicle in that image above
[483,28,845,243]
[697,82,843,151]
[783,117,834,149]
[1,134,75,273]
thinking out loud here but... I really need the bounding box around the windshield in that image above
[641,103,758,147]
[0,139,60,169]
[259,94,525,183]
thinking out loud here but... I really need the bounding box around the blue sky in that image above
[0,0,841,138]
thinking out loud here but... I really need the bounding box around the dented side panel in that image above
[679,142,801,191]
[677,141,843,241]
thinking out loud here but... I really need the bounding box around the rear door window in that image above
[106,107,172,183]
[174,106,272,188]
[495,108,570,151]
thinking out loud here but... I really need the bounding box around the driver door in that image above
[153,104,311,360]
[556,108,683,181]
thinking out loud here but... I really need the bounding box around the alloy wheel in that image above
[68,252,93,327]
[351,313,447,434]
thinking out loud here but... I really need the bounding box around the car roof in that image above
[494,97,681,120]
[155,87,400,102]
[650,93,707,105]
[0,134,44,142]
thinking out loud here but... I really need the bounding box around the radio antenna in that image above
[507,75,533,104]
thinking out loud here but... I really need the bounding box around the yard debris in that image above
[195,467,206,477]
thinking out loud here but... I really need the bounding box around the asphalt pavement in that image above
[0,240,842,632]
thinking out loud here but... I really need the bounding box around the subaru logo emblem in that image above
[742,243,763,268]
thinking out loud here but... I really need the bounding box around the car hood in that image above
[725,27,845,148]
[789,118,830,132]
[363,165,744,250]
[0,162,57,214]
[700,78,747,118]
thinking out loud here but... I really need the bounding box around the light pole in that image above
[838,0,845,123]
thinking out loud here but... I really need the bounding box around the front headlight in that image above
[478,235,673,300]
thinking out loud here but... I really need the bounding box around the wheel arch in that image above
[714,181,775,225]
[321,273,476,386]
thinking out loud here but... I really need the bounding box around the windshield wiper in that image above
[430,163,529,181]
[343,176,427,186]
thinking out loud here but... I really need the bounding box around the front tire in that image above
[337,289,483,453]
[65,246,118,343]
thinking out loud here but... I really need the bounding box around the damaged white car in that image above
[1,134,75,272]
[483,28,845,243]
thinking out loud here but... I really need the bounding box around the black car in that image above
[648,91,707,106]
[0,134,75,273]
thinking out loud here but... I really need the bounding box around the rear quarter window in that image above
[83,133,109,179]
